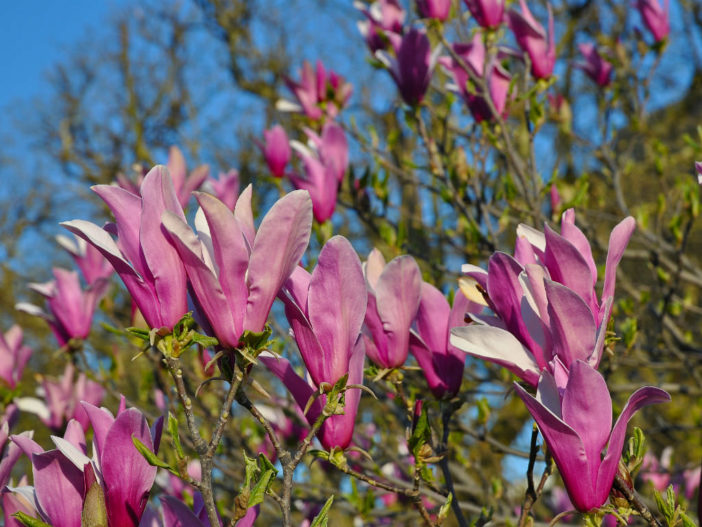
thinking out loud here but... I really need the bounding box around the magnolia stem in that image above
[438,406,469,527]
[518,428,553,527]
[613,474,662,527]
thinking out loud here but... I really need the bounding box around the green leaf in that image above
[408,404,430,456]
[168,412,185,459]
[189,333,219,348]
[310,495,334,527]
[12,513,51,527]
[438,492,453,523]
[82,481,108,527]
[132,436,176,475]
[247,467,276,507]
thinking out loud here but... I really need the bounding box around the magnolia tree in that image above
[2,0,702,526]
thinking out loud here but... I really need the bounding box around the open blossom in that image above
[56,233,113,285]
[0,326,32,389]
[11,401,161,527]
[410,286,483,399]
[440,34,511,122]
[15,363,104,432]
[166,145,210,207]
[377,28,439,106]
[416,0,452,21]
[355,0,405,53]
[260,236,367,450]
[576,43,613,87]
[289,123,349,223]
[508,0,556,79]
[162,187,312,349]
[278,60,353,120]
[635,0,670,43]
[451,210,635,388]
[515,360,670,511]
[257,125,291,178]
[463,0,504,28]
[362,249,421,369]
[202,169,240,211]
[16,268,108,348]
[62,166,189,331]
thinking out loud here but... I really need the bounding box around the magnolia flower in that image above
[278,60,353,120]
[11,401,161,527]
[410,285,482,399]
[451,210,635,388]
[17,268,108,348]
[377,28,440,106]
[260,236,367,450]
[576,43,613,87]
[508,0,556,79]
[440,34,511,122]
[62,166,189,331]
[355,0,405,53]
[635,0,670,43]
[362,249,421,369]
[463,0,505,28]
[515,361,670,511]
[162,187,312,349]
[257,125,291,178]
[166,146,210,207]
[416,0,452,21]
[202,169,240,211]
[289,123,349,223]
[56,233,113,285]
[0,326,31,389]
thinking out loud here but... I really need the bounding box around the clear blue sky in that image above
[0,2,123,108]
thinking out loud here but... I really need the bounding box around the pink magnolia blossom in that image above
[289,123,349,223]
[463,0,505,28]
[0,326,31,389]
[417,0,452,21]
[355,0,405,53]
[260,236,367,450]
[17,268,108,348]
[451,210,635,388]
[576,43,613,87]
[10,401,162,527]
[362,249,421,369]
[377,28,439,106]
[440,34,511,122]
[410,286,483,398]
[56,233,113,285]
[62,166,189,331]
[257,125,291,178]
[515,360,670,511]
[202,169,240,211]
[508,0,556,79]
[166,146,210,207]
[695,161,702,185]
[162,187,312,349]
[278,60,353,120]
[635,0,670,43]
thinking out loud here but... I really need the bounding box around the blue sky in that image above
[0,2,123,108]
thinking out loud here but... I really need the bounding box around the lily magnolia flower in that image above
[62,166,189,331]
[16,268,108,348]
[410,285,483,399]
[451,210,635,388]
[514,360,670,511]
[377,28,440,107]
[289,123,349,223]
[162,187,312,349]
[355,0,405,53]
[56,233,113,285]
[463,0,505,28]
[416,0,452,21]
[260,236,367,450]
[362,249,421,369]
[11,401,161,527]
[576,43,613,87]
[278,60,353,120]
[167,145,210,207]
[0,326,32,389]
[635,0,670,43]
[440,34,511,122]
[508,0,556,79]
[202,169,240,211]
[256,125,291,178]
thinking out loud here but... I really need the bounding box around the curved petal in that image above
[32,450,84,527]
[259,353,321,425]
[160,496,205,527]
[601,217,636,307]
[234,185,255,249]
[415,282,450,353]
[364,248,386,290]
